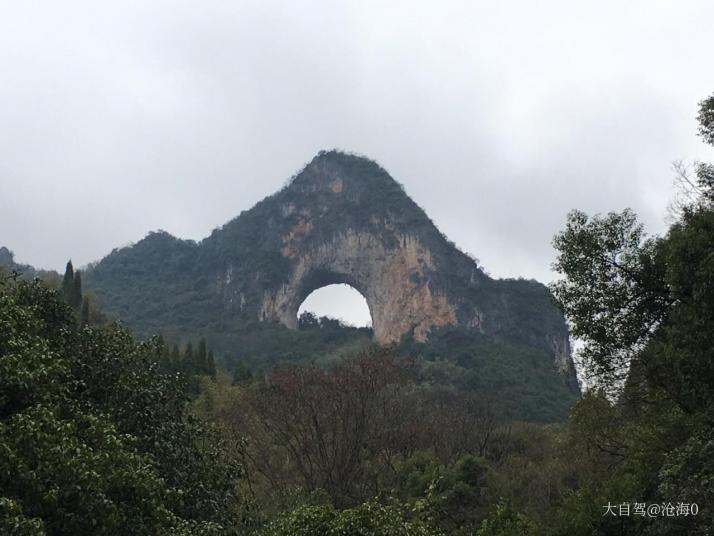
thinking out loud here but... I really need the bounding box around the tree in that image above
[184,341,194,372]
[0,497,45,535]
[669,93,714,218]
[263,501,443,536]
[197,338,208,374]
[550,209,671,391]
[546,92,714,535]
[61,260,74,305]
[72,270,82,309]
[240,348,413,506]
[298,311,319,329]
[232,362,253,385]
[80,296,90,326]
[476,501,534,536]
[0,277,241,533]
[155,334,172,370]
[697,92,714,146]
[207,349,217,379]
[171,344,181,370]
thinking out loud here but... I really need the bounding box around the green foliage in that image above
[403,330,578,422]
[263,501,443,536]
[72,269,83,308]
[1,405,178,535]
[652,208,714,413]
[232,361,253,384]
[80,296,90,326]
[476,502,535,536]
[404,453,492,534]
[221,316,373,372]
[58,260,84,310]
[548,122,714,534]
[197,337,208,372]
[551,209,670,391]
[184,340,194,368]
[0,497,45,536]
[207,349,217,378]
[697,92,714,146]
[0,278,71,417]
[154,337,219,393]
[0,276,241,533]
[61,260,74,305]
[82,231,215,340]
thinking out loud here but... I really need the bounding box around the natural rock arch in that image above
[259,231,457,344]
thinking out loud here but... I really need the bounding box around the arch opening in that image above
[297,284,372,328]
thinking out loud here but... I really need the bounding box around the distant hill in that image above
[0,246,59,283]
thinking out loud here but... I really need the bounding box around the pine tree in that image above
[170,344,181,370]
[197,338,208,374]
[156,335,171,370]
[72,270,83,309]
[62,260,74,304]
[207,349,217,379]
[232,362,253,385]
[80,296,90,326]
[183,341,194,373]
[157,334,166,353]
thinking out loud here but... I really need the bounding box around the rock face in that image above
[82,150,579,391]
[202,151,487,346]
[260,230,457,344]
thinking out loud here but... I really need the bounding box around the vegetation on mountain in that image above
[73,151,578,421]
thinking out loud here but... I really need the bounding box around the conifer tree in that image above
[183,341,194,373]
[232,362,253,385]
[207,349,217,379]
[72,270,83,309]
[170,344,181,370]
[197,338,208,374]
[80,296,90,326]
[156,335,171,370]
[62,260,74,304]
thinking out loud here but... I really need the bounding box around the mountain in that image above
[0,246,59,282]
[3,151,580,419]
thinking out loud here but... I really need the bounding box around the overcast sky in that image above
[2,1,713,326]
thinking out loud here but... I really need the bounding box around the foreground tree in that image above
[550,208,671,392]
[0,276,241,534]
[242,348,414,506]
[547,92,714,535]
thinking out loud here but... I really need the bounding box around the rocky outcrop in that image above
[260,230,457,344]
